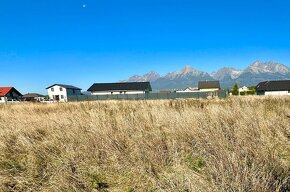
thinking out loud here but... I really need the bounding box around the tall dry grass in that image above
[0,96,289,192]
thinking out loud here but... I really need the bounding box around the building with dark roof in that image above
[46,84,81,90]
[46,84,82,102]
[87,82,152,95]
[176,87,199,93]
[198,81,221,91]
[256,80,290,95]
[0,87,22,102]
[22,93,45,102]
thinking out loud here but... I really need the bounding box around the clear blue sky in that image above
[1,0,290,94]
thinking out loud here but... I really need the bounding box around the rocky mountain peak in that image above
[211,67,242,80]
[125,71,160,82]
[165,65,207,79]
[180,65,194,73]
[244,61,290,74]
[143,71,161,81]
[122,61,290,89]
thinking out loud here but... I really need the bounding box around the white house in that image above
[198,81,221,92]
[238,86,249,94]
[46,84,82,102]
[87,82,152,95]
[176,87,199,93]
[0,87,22,103]
[256,80,290,96]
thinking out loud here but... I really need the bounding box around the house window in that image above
[61,95,64,99]
[60,88,63,91]
[51,88,54,92]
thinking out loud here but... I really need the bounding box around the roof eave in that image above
[46,84,81,90]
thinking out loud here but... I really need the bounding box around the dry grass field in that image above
[0,96,289,192]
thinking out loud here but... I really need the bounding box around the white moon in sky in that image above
[82,4,86,8]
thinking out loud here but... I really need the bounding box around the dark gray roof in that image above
[46,84,81,90]
[87,82,152,92]
[256,80,290,91]
[22,93,45,98]
[198,81,221,89]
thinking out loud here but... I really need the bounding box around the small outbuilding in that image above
[239,86,249,93]
[0,87,22,103]
[256,80,290,96]
[22,93,45,102]
[87,82,152,95]
[176,87,199,93]
[198,81,221,92]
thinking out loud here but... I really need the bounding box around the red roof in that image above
[0,87,13,97]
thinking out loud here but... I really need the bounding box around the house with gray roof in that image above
[256,80,290,96]
[46,84,82,102]
[87,82,152,95]
[22,93,45,102]
[198,81,221,92]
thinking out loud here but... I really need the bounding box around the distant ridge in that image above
[121,61,290,89]
[121,71,160,82]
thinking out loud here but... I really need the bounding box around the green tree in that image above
[225,88,230,95]
[232,83,239,95]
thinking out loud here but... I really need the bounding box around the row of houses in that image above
[46,81,225,101]
[0,87,45,103]
[1,81,219,102]
[46,82,153,102]
[1,80,290,102]
[176,81,221,93]
[0,82,153,103]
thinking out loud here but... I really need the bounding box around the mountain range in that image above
[121,61,290,90]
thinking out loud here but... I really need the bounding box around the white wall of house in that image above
[91,90,145,95]
[199,88,219,92]
[239,86,249,93]
[47,85,81,102]
[0,97,6,103]
[264,91,290,96]
[35,97,45,102]
[47,85,67,102]
[176,90,199,93]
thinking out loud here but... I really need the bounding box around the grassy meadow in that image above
[0,96,289,192]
